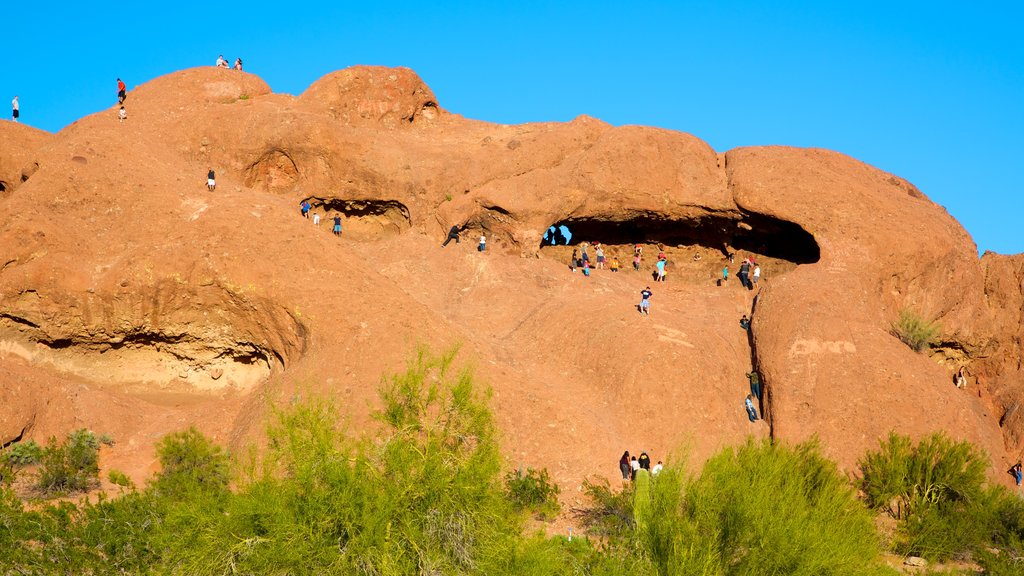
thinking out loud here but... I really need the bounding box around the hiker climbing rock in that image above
[1010,462,1023,487]
[747,371,761,401]
[206,168,216,191]
[581,242,590,266]
[300,201,311,219]
[739,259,751,289]
[442,225,461,247]
[655,258,667,282]
[630,456,640,480]
[332,215,342,236]
[312,212,321,226]
[744,395,759,422]
[752,264,761,287]
[638,286,652,316]
[739,315,750,330]
[478,233,486,252]
[955,367,967,390]
[118,106,127,123]
[638,451,651,470]
[117,78,127,104]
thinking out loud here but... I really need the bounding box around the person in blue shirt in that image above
[638,287,652,316]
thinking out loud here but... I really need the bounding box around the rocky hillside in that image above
[1,66,1021,504]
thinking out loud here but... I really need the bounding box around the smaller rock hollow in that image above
[306,197,411,241]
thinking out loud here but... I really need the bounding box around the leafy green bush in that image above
[108,469,135,491]
[151,427,229,498]
[859,432,1014,563]
[2,439,43,466]
[891,308,941,352]
[581,438,893,576]
[505,467,561,519]
[577,476,635,538]
[37,429,103,495]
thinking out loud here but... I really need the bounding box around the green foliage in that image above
[577,476,635,538]
[108,469,135,491]
[859,432,1015,563]
[2,439,43,466]
[37,429,103,495]
[579,438,893,576]
[151,427,230,498]
[860,432,986,520]
[891,308,941,352]
[505,467,561,519]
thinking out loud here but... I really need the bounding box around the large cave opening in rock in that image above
[539,211,819,282]
[308,197,411,241]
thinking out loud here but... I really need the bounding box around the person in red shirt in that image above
[117,78,127,104]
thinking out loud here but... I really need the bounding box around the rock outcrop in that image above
[1,65,1020,496]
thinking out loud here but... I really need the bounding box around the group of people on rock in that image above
[216,54,244,70]
[722,256,760,289]
[618,450,663,481]
[299,201,343,235]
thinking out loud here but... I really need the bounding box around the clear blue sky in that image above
[5,1,1021,254]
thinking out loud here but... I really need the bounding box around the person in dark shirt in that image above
[619,451,631,482]
[206,168,216,191]
[332,216,342,236]
[442,225,461,247]
[638,451,651,470]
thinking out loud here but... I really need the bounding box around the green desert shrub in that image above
[891,308,941,352]
[505,467,561,519]
[2,439,44,466]
[859,432,1018,564]
[151,427,230,499]
[37,429,103,495]
[578,439,892,576]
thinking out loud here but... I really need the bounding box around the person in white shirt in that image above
[752,265,761,285]
[652,461,663,475]
[478,234,486,252]
[12,96,18,122]
[312,213,321,226]
[216,55,228,68]
[630,456,640,480]
[118,106,127,123]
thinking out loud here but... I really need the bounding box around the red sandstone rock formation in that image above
[0,65,1020,503]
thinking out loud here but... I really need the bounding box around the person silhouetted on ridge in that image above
[117,78,127,104]
[216,55,229,68]
[234,58,243,71]
[11,96,18,122]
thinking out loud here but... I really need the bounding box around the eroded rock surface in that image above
[1,65,1020,499]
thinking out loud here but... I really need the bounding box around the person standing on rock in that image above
[332,215,342,236]
[312,212,321,226]
[630,456,640,481]
[595,244,605,269]
[955,367,967,389]
[206,168,216,191]
[300,201,311,219]
[478,233,486,252]
[1010,462,1023,487]
[738,259,751,289]
[117,78,127,104]
[569,248,578,272]
[11,96,18,122]
[442,225,461,247]
[639,286,652,316]
[655,258,667,282]
[752,264,761,287]
[619,451,631,483]
[581,242,590,267]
